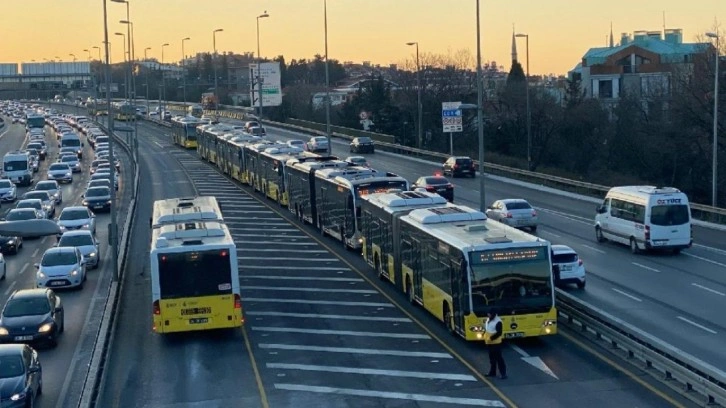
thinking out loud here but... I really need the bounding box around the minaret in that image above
[511,25,518,62]
[609,22,614,47]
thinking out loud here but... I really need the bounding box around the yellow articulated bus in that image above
[171,117,203,149]
[149,197,243,334]
[285,156,349,223]
[257,146,317,205]
[360,191,557,341]
[242,141,283,191]
[197,124,235,164]
[215,134,261,182]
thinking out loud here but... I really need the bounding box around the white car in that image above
[0,179,17,202]
[307,136,329,153]
[59,154,81,173]
[21,191,55,218]
[33,180,62,204]
[0,253,6,280]
[35,247,87,289]
[485,199,539,232]
[47,163,73,183]
[551,245,586,289]
[57,230,100,269]
[57,206,96,237]
[287,140,306,150]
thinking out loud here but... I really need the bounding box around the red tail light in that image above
[234,294,242,309]
[152,300,160,315]
[644,225,651,241]
[426,186,435,192]
[446,185,453,189]
[578,259,583,266]
[531,210,537,217]
[505,212,512,218]
[454,164,459,169]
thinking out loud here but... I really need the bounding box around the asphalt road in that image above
[249,124,726,370]
[94,119,694,408]
[0,116,132,408]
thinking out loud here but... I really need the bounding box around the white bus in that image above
[595,185,692,254]
[151,196,224,228]
[2,151,33,186]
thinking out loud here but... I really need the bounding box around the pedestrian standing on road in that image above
[484,308,507,379]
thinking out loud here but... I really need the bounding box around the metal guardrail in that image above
[556,289,726,407]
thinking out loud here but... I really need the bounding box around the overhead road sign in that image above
[442,101,463,133]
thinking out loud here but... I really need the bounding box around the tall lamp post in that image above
[475,0,485,211]
[112,0,132,100]
[144,47,151,114]
[115,32,128,102]
[69,54,77,62]
[181,37,190,107]
[256,12,269,124]
[406,42,422,149]
[83,49,92,60]
[120,20,135,103]
[707,32,720,207]
[323,0,331,154]
[161,43,169,112]
[101,0,119,282]
[212,28,223,111]
[515,33,531,170]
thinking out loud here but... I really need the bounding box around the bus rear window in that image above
[650,205,690,226]
[158,249,233,299]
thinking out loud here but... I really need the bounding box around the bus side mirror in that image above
[596,205,606,214]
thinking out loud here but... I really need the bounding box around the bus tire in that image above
[375,255,384,281]
[406,278,415,304]
[444,303,454,334]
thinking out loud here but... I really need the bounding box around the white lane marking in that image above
[538,230,561,238]
[245,298,392,307]
[691,283,726,296]
[0,129,8,139]
[239,285,376,294]
[510,344,559,380]
[611,288,642,302]
[42,237,48,244]
[242,266,349,271]
[534,207,591,225]
[252,326,428,339]
[3,280,16,296]
[247,311,410,322]
[153,141,166,149]
[235,240,320,246]
[581,244,606,254]
[236,248,328,254]
[632,262,660,272]
[267,363,476,381]
[19,263,29,276]
[259,343,450,358]
[692,243,726,256]
[273,384,505,407]
[510,344,530,358]
[243,275,363,282]
[676,316,717,334]
[32,248,39,257]
[682,252,726,269]
[238,256,338,262]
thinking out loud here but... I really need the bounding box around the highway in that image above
[0,116,133,408]
[95,118,694,408]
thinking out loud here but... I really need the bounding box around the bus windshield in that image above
[158,249,233,299]
[184,126,197,140]
[355,180,409,198]
[469,246,553,314]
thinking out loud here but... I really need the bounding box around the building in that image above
[0,62,93,98]
[569,28,711,103]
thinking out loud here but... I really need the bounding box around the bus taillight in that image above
[153,300,160,315]
[220,250,228,257]
[234,294,242,309]
[644,225,651,241]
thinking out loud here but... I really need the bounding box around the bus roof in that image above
[152,196,223,227]
[607,185,685,198]
[286,156,346,171]
[151,221,235,250]
[316,166,374,180]
[361,190,448,214]
[401,204,546,251]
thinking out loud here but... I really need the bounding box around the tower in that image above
[511,25,518,62]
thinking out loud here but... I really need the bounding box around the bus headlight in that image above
[541,319,557,334]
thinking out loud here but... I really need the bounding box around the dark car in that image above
[82,186,112,213]
[0,344,42,407]
[0,289,64,348]
[443,156,476,178]
[0,236,22,256]
[412,176,454,202]
[349,137,375,154]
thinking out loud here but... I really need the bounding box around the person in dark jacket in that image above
[484,308,507,379]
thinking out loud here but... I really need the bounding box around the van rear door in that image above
[647,194,691,247]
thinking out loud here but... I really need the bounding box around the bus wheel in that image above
[375,255,384,281]
[406,279,415,304]
[444,304,455,334]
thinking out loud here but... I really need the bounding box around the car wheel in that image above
[577,280,586,289]
[59,317,64,333]
[1,265,5,280]
[530,225,537,232]
[595,226,606,243]
[37,376,43,395]
[629,238,640,254]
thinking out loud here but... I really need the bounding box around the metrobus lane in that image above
[165,146,692,408]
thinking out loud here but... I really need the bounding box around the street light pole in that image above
[475,0,486,211]
[515,33,531,170]
[256,12,269,126]
[145,47,151,116]
[115,32,127,103]
[212,28,223,112]
[182,37,190,107]
[707,31,720,207]
[323,0,332,155]
[406,42,422,148]
[161,43,169,112]
[102,0,119,282]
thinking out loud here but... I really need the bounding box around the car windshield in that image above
[357,137,372,143]
[553,252,578,264]
[425,177,448,185]
[0,355,24,378]
[86,188,109,197]
[506,201,532,210]
[61,156,77,163]
[0,181,12,189]
[49,164,69,171]
[6,210,34,221]
[4,297,50,317]
[41,251,78,267]
[88,181,111,189]
[60,209,90,220]
[59,234,93,247]
[17,201,41,210]
[24,192,47,201]
[35,183,56,191]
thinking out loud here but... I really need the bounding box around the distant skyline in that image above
[2,0,724,75]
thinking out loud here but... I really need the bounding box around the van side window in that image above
[610,198,645,224]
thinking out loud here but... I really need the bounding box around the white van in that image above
[2,151,33,186]
[595,186,692,254]
[60,133,83,159]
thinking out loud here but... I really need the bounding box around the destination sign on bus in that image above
[472,247,546,264]
[656,198,682,205]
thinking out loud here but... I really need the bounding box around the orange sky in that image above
[1,0,724,75]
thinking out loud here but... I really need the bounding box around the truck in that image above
[201,93,218,110]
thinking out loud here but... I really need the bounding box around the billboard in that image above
[0,64,18,76]
[248,62,282,107]
[21,62,91,76]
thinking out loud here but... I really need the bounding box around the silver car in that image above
[58,155,81,173]
[35,247,87,289]
[33,180,62,204]
[485,199,539,232]
[15,199,47,220]
[57,230,100,269]
[47,163,73,183]
[21,191,55,218]
[0,179,17,202]
[57,206,96,237]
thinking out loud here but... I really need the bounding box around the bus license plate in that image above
[189,318,209,324]
[504,332,525,339]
